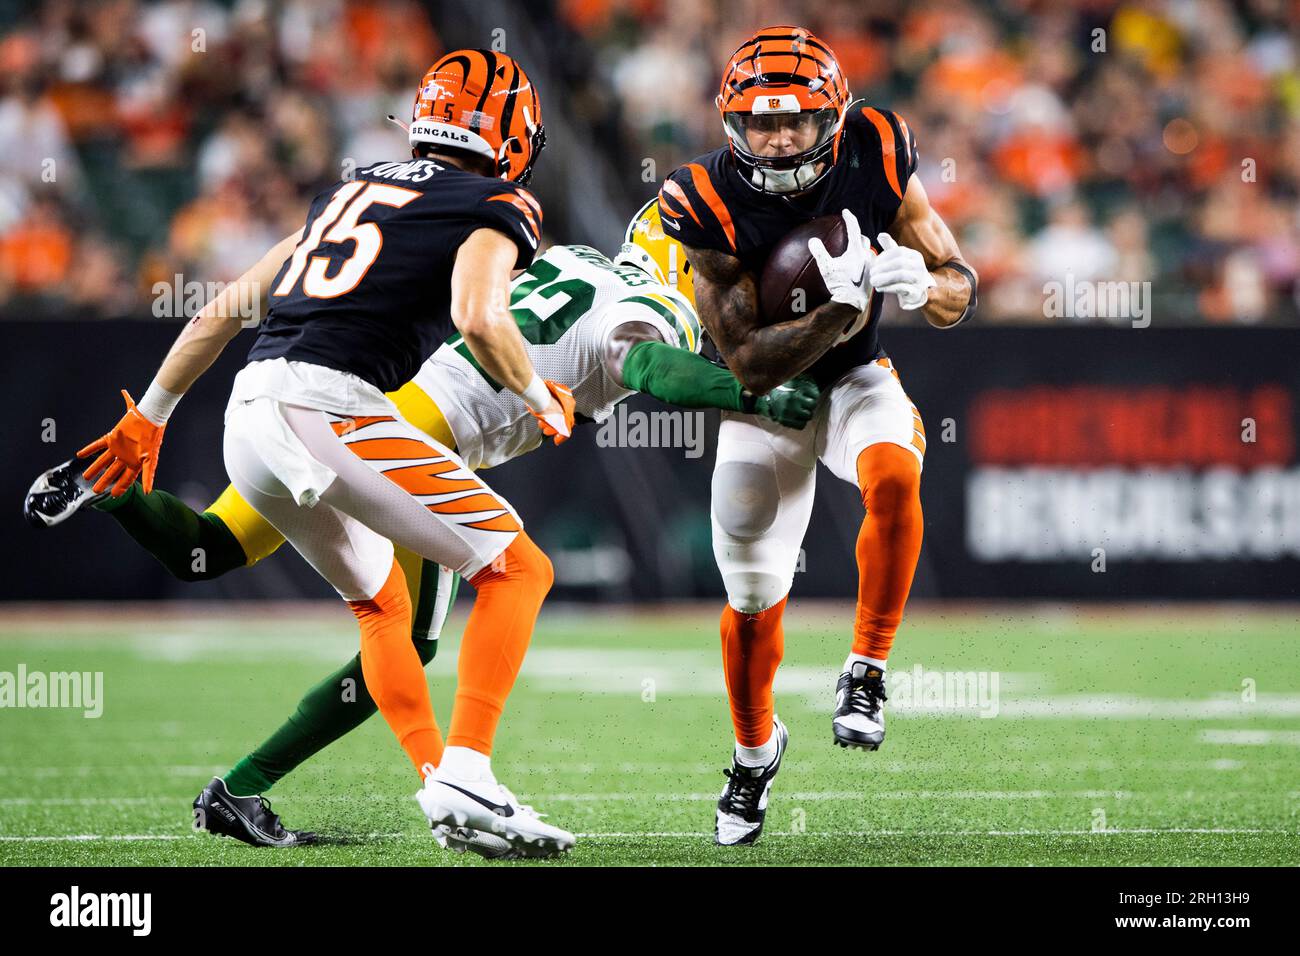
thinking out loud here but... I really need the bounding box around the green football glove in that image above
[745,374,822,429]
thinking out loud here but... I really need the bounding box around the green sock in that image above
[223,555,457,795]
[96,484,247,581]
[223,639,438,796]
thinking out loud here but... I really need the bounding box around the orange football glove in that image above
[77,390,167,496]
[526,380,576,445]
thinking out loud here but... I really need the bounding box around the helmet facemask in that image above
[722,104,841,195]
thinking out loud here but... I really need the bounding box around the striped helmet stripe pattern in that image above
[410,48,546,186]
[717,25,849,115]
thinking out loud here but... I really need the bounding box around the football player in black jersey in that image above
[658,25,978,845]
[74,50,576,858]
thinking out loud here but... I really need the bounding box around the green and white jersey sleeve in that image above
[413,244,702,470]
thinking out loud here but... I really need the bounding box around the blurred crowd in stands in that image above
[1,0,1297,324]
[0,0,438,318]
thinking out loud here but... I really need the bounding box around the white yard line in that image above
[0,826,1290,843]
[1200,729,1300,746]
[3,788,1291,808]
[0,758,1266,777]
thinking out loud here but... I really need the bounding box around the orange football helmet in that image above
[408,48,546,186]
[716,25,851,194]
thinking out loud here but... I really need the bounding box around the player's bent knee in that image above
[857,444,921,514]
[723,571,789,615]
[170,520,248,583]
[712,461,780,538]
[499,532,555,592]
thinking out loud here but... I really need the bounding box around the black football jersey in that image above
[658,105,918,388]
[248,158,543,393]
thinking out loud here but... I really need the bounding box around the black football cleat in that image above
[714,717,788,846]
[192,777,317,848]
[24,458,107,529]
[832,661,888,750]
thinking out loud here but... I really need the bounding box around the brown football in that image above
[758,214,849,326]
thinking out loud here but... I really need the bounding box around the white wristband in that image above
[519,374,551,411]
[136,379,182,425]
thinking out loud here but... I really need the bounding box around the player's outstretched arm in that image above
[451,227,575,443]
[152,230,302,394]
[616,336,820,429]
[686,243,855,396]
[78,230,302,496]
[881,174,978,329]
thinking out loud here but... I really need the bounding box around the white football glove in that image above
[808,209,874,314]
[870,233,936,311]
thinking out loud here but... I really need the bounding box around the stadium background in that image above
[1,0,1296,602]
[1,0,1298,872]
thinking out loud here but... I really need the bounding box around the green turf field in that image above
[1,603,1297,866]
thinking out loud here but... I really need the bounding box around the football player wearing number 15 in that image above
[26,200,821,856]
[60,49,587,859]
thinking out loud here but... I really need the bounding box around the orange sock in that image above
[853,443,923,660]
[349,560,444,774]
[447,532,553,755]
[721,596,787,746]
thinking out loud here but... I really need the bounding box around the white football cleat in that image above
[432,823,516,860]
[832,662,887,750]
[417,767,575,859]
[715,716,789,846]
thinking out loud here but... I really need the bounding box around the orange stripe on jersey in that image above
[896,114,913,152]
[861,107,903,200]
[660,179,701,226]
[463,513,521,533]
[488,193,540,242]
[514,187,542,221]
[488,193,541,241]
[686,163,737,251]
